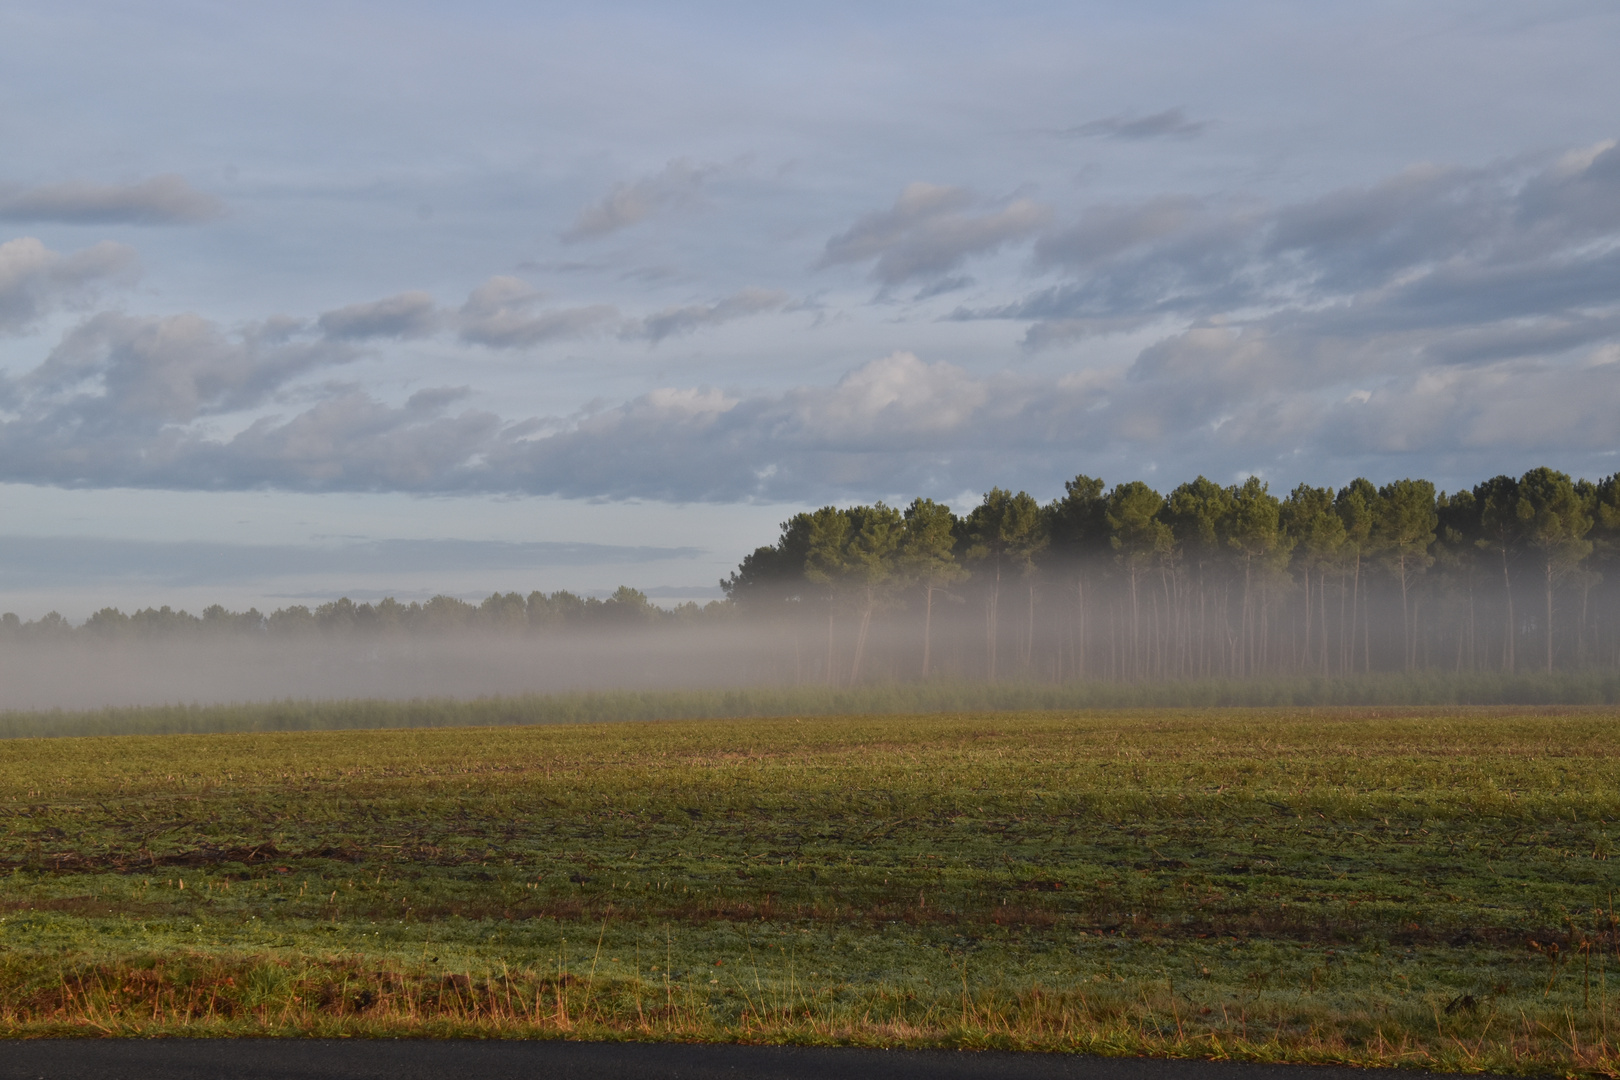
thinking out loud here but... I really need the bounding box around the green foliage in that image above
[1105,481,1171,570]
[963,488,1047,574]
[900,498,965,587]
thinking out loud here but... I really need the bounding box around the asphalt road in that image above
[0,1042,1478,1080]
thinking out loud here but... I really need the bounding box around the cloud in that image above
[562,159,715,242]
[1,142,1616,503]
[623,288,788,343]
[0,237,138,334]
[456,276,617,348]
[975,140,1620,376]
[0,175,224,225]
[0,330,1612,500]
[913,275,974,300]
[1034,196,1206,269]
[1064,108,1208,140]
[317,291,439,340]
[818,183,1051,285]
[17,311,356,429]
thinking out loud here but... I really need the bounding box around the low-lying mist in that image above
[0,627,799,712]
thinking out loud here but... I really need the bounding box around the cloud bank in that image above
[2,143,1617,502]
[0,175,223,225]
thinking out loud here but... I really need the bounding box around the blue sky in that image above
[2,1,1618,616]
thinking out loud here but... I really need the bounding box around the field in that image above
[0,706,1617,1075]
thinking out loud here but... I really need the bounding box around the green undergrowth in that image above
[4,670,1620,739]
[0,707,1617,1073]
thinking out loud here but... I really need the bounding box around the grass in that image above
[0,705,1617,1074]
[3,669,1620,739]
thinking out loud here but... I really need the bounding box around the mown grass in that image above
[0,706,1617,1074]
[3,670,1620,739]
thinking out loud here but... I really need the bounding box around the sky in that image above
[1,1,1618,618]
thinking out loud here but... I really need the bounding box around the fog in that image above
[0,553,1615,713]
[0,629,792,712]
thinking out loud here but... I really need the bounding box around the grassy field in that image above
[0,706,1617,1074]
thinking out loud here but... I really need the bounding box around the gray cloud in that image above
[20,311,354,426]
[562,159,715,242]
[0,237,138,333]
[1064,108,1208,140]
[473,343,1620,500]
[0,175,224,225]
[913,275,974,300]
[990,140,1620,379]
[818,183,1051,285]
[1034,196,1206,269]
[456,276,617,348]
[623,288,788,343]
[317,291,439,340]
[0,331,1612,501]
[0,311,359,488]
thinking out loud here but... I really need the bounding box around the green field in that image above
[1,707,1617,1074]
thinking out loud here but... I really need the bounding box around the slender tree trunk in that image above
[1579,579,1592,667]
[1359,557,1371,673]
[1545,557,1555,674]
[1467,582,1477,670]
[1397,554,1412,670]
[850,599,874,684]
[986,561,1001,681]
[921,583,934,677]
[1500,545,1515,673]
[1026,578,1037,673]
[1129,568,1142,680]
[1076,575,1087,680]
[1319,567,1329,674]
[826,609,836,687]
[1338,568,1348,676]
[1302,565,1311,674]
[1241,560,1253,678]
[1349,554,1361,673]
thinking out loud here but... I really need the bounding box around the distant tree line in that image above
[0,587,731,642]
[720,468,1620,683]
[5,467,1618,685]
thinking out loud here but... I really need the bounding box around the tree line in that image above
[720,468,1620,683]
[5,467,1617,686]
[0,587,731,642]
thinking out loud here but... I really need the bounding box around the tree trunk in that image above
[850,599,874,684]
[1500,545,1515,673]
[825,609,837,687]
[921,583,934,677]
[1544,556,1555,673]
[1302,564,1311,674]
[1076,575,1086,680]
[986,561,1001,681]
[1026,578,1037,672]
